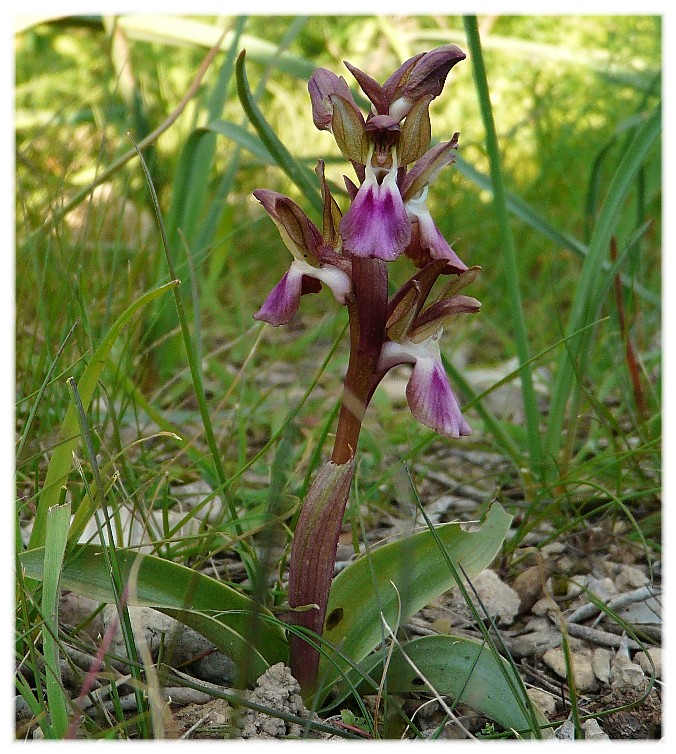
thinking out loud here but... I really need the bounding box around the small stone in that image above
[527,688,556,717]
[508,629,561,659]
[453,569,521,626]
[512,561,555,615]
[543,648,597,692]
[585,576,617,603]
[531,597,558,616]
[614,565,649,592]
[554,715,575,740]
[582,718,609,740]
[615,594,661,625]
[540,542,566,558]
[240,664,316,739]
[635,647,662,680]
[101,605,236,684]
[610,655,646,690]
[592,647,613,685]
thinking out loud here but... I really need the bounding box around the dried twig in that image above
[567,585,660,625]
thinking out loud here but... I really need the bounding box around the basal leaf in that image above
[19,544,288,684]
[317,502,511,694]
[347,635,548,738]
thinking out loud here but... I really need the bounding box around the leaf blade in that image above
[20,544,288,681]
[357,634,547,737]
[318,502,512,691]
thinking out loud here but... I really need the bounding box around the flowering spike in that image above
[250,45,478,692]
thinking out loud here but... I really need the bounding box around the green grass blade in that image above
[19,544,288,681]
[66,376,150,737]
[544,103,661,473]
[455,154,657,305]
[318,502,512,696]
[204,119,275,164]
[463,16,545,482]
[41,502,71,738]
[130,138,240,532]
[164,17,244,251]
[29,280,179,549]
[16,319,78,465]
[236,50,323,214]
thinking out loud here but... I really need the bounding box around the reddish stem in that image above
[288,256,388,691]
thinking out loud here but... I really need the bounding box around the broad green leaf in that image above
[318,502,511,692]
[20,544,288,684]
[346,635,547,738]
[42,503,71,738]
[29,281,179,549]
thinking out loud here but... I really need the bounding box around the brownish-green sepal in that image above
[401,44,466,102]
[398,95,433,165]
[410,294,481,342]
[315,160,342,249]
[430,264,482,305]
[402,134,459,202]
[253,189,322,261]
[386,282,421,343]
[330,94,369,165]
[387,259,449,324]
[344,60,388,114]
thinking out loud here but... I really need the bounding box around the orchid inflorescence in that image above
[249,45,480,690]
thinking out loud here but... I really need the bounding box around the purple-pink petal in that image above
[253,266,311,326]
[412,213,467,272]
[340,169,411,261]
[253,259,352,326]
[407,356,471,438]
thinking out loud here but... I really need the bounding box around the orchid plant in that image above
[251,45,482,690]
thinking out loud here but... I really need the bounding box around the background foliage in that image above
[15,14,660,739]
